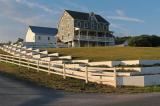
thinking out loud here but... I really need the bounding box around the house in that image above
[57,10,115,47]
[24,26,58,48]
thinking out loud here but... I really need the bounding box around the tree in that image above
[128,35,160,47]
[14,38,24,44]
[115,36,131,45]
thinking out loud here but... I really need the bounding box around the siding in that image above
[25,28,35,42]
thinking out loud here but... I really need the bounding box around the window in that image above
[84,22,88,28]
[100,23,103,30]
[97,24,100,30]
[80,21,84,28]
[104,24,107,30]
[80,31,87,35]
[91,23,94,29]
[48,37,50,41]
[38,36,41,40]
[74,20,77,26]
[77,21,81,27]
[94,23,97,30]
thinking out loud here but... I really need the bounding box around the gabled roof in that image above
[29,26,58,36]
[65,10,110,24]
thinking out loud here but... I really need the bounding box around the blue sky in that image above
[0,0,160,42]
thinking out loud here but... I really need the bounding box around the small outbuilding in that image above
[24,26,58,48]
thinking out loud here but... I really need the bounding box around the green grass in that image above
[45,47,160,61]
[1,62,160,93]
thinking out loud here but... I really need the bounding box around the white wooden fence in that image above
[0,53,117,87]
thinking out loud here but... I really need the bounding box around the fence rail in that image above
[0,48,117,87]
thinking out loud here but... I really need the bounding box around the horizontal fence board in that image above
[0,48,117,87]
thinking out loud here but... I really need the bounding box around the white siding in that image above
[25,28,35,42]
[35,34,56,45]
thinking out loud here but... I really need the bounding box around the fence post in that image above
[85,65,88,83]
[0,55,1,62]
[19,54,21,67]
[48,61,51,75]
[114,67,117,88]
[37,59,39,72]
[11,56,14,63]
[27,57,30,70]
[5,55,7,63]
[63,63,66,79]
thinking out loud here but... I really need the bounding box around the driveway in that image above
[0,73,160,106]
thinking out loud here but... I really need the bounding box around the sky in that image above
[0,0,160,42]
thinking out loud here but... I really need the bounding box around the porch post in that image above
[105,32,107,46]
[96,31,98,47]
[87,30,89,47]
[79,29,81,47]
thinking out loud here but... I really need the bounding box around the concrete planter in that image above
[41,57,58,61]
[59,56,72,60]
[27,52,38,56]
[118,74,160,87]
[71,60,89,64]
[33,54,47,59]
[40,50,48,55]
[33,49,40,52]
[48,53,59,57]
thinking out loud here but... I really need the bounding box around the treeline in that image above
[115,35,160,47]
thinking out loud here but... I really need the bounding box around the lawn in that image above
[45,47,160,61]
[1,61,160,93]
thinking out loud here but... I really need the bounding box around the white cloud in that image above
[110,23,131,35]
[108,9,144,23]
[15,0,53,13]
[108,16,144,23]
[0,0,59,42]
[63,0,89,12]
[116,9,125,16]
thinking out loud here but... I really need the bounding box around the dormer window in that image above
[90,12,95,21]
[103,24,108,30]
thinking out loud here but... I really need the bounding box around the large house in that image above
[25,26,58,48]
[57,10,115,47]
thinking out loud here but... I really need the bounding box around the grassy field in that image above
[45,47,160,61]
[1,62,160,93]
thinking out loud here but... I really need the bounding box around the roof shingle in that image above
[65,10,109,24]
[29,26,58,36]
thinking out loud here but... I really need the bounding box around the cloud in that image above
[108,16,145,23]
[110,23,131,36]
[116,9,125,16]
[111,23,128,32]
[15,0,53,13]
[63,1,89,12]
[108,9,144,23]
[0,0,59,42]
